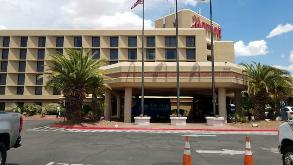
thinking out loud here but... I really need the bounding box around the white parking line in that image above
[261,147,279,154]
[182,134,217,137]
[46,162,92,165]
[196,149,245,155]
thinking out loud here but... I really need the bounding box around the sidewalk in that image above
[51,120,282,132]
[23,115,64,121]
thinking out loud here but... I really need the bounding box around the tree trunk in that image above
[253,91,267,121]
[91,93,99,120]
[65,95,84,122]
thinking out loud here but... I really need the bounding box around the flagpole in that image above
[175,0,180,117]
[141,0,145,116]
[209,0,216,116]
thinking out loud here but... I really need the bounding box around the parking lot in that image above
[4,121,281,165]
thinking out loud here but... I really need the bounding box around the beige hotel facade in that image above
[0,9,247,122]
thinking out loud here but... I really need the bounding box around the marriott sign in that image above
[191,15,222,39]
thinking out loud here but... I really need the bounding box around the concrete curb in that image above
[51,124,278,132]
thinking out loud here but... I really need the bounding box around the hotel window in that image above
[165,36,176,47]
[36,74,43,85]
[18,61,26,72]
[20,36,28,47]
[37,49,45,60]
[110,37,118,47]
[56,37,64,47]
[2,49,9,59]
[2,37,10,47]
[92,49,100,59]
[186,36,195,47]
[19,49,27,60]
[53,87,61,95]
[37,61,44,72]
[186,49,196,60]
[128,36,137,47]
[35,86,42,95]
[165,49,176,60]
[56,49,63,55]
[0,61,8,72]
[38,36,46,47]
[74,36,82,47]
[0,102,5,110]
[146,49,155,60]
[0,87,5,95]
[110,49,118,60]
[92,37,100,47]
[147,36,155,47]
[17,86,24,95]
[17,73,25,85]
[0,74,6,85]
[128,49,137,61]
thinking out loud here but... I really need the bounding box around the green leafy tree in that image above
[242,62,292,120]
[46,49,103,121]
[268,68,292,114]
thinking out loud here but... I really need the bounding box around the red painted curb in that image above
[51,124,278,132]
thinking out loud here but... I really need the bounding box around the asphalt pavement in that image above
[5,120,282,165]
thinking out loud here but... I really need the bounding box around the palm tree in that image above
[86,76,105,120]
[46,49,103,121]
[268,68,292,114]
[242,62,292,120]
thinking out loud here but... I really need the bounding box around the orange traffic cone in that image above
[244,136,254,165]
[183,136,192,165]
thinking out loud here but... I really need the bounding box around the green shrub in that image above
[22,104,42,116]
[5,106,21,113]
[45,103,60,115]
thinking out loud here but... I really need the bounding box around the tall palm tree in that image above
[242,62,292,120]
[46,49,103,121]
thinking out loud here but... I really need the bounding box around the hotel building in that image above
[0,9,247,122]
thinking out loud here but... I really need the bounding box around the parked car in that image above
[0,111,23,165]
[280,106,293,121]
[279,122,293,165]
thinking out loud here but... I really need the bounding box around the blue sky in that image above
[0,0,292,71]
[193,0,293,70]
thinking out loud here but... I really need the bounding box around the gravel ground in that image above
[228,120,284,130]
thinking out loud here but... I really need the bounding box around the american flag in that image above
[131,0,143,9]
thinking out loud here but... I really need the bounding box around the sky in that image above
[0,0,292,72]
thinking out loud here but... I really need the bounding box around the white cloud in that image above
[274,65,293,72]
[266,24,293,39]
[0,0,155,29]
[273,51,293,72]
[0,25,6,29]
[289,51,293,63]
[234,40,269,56]
[182,0,209,6]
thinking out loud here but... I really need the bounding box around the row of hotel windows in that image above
[1,36,196,48]
[0,86,60,95]
[0,73,44,86]
[0,47,196,63]
[0,61,44,72]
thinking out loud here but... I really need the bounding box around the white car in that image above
[280,106,293,121]
[0,112,23,164]
[279,122,293,165]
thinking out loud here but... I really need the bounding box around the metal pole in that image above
[176,0,180,116]
[209,0,216,116]
[141,0,145,116]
